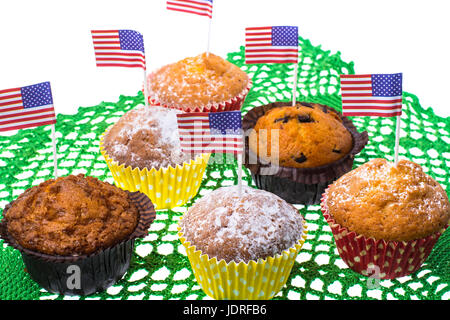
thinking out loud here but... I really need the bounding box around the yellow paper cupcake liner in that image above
[100,130,210,210]
[178,222,308,300]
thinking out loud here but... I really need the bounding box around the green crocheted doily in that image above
[0,36,448,300]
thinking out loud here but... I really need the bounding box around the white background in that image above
[0,0,449,118]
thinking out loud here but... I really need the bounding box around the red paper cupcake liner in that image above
[144,79,252,113]
[320,188,447,279]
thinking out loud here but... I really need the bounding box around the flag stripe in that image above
[0,106,55,120]
[0,119,56,132]
[0,111,56,126]
[343,112,402,117]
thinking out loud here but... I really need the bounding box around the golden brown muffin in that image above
[3,174,139,256]
[326,158,450,241]
[147,52,250,110]
[249,102,353,168]
[179,185,304,263]
[102,105,191,170]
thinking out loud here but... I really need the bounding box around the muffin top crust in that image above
[326,158,450,241]
[147,53,249,110]
[249,102,353,168]
[4,174,139,256]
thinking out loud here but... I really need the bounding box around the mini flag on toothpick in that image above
[166,0,213,18]
[340,73,403,117]
[340,73,403,164]
[176,111,243,155]
[166,0,214,56]
[176,110,244,194]
[91,29,149,107]
[245,26,299,105]
[0,81,58,177]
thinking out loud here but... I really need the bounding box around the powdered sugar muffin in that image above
[178,185,307,299]
[100,105,210,210]
[147,53,251,112]
[102,105,189,170]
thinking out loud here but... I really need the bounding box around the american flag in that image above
[0,82,56,132]
[91,29,146,69]
[245,26,298,64]
[176,111,243,155]
[340,73,403,117]
[167,0,213,19]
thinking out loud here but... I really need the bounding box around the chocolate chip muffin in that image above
[249,102,353,168]
[147,52,251,112]
[3,174,139,256]
[243,101,368,205]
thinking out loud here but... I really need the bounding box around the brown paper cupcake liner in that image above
[145,79,252,113]
[0,190,156,295]
[320,188,447,279]
[242,101,368,205]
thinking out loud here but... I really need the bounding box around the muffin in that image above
[178,185,307,300]
[321,158,450,279]
[147,52,251,112]
[243,101,368,205]
[0,174,156,295]
[249,103,353,168]
[100,104,210,209]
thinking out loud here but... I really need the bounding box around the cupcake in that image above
[146,52,251,112]
[178,185,307,300]
[0,174,155,295]
[243,101,368,205]
[100,104,210,209]
[321,158,450,279]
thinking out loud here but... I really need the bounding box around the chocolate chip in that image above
[297,114,314,123]
[293,153,307,164]
[274,116,291,123]
[301,102,314,108]
[321,105,328,113]
[332,149,341,154]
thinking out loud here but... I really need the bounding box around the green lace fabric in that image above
[0,36,448,300]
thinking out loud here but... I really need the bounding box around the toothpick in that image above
[51,123,58,178]
[292,63,298,106]
[394,114,401,165]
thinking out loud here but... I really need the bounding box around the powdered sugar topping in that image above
[103,105,191,169]
[180,185,304,263]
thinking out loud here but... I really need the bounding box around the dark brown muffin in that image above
[249,102,353,168]
[179,185,304,263]
[3,174,139,256]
